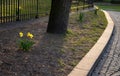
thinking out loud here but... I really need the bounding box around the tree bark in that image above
[47,0,72,34]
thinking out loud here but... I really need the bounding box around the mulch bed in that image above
[0,22,80,76]
[0,10,107,76]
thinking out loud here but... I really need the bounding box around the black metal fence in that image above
[72,0,94,12]
[0,0,93,24]
[0,0,51,23]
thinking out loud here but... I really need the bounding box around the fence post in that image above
[35,0,39,18]
[16,0,20,21]
[0,0,2,23]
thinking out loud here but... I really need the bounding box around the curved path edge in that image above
[68,10,114,76]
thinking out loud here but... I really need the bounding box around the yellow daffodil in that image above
[19,32,23,37]
[30,34,33,39]
[27,32,33,39]
[27,32,31,37]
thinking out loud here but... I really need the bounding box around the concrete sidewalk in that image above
[92,11,120,76]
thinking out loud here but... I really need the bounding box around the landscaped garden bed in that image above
[0,10,107,76]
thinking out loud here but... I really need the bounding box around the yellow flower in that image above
[28,34,33,39]
[27,32,33,39]
[19,32,23,37]
[27,32,31,36]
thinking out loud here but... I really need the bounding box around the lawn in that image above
[96,4,120,12]
[0,10,107,76]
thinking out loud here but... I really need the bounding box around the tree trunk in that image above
[47,0,72,34]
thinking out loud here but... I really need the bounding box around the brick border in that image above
[68,10,114,76]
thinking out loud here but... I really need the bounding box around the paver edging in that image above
[68,10,114,76]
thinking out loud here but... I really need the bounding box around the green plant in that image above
[94,6,99,15]
[79,12,84,22]
[66,29,74,35]
[58,59,65,67]
[18,32,34,51]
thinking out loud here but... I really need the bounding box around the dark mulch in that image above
[0,22,79,76]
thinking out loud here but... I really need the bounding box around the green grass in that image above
[68,10,107,55]
[58,10,108,70]
[96,4,120,12]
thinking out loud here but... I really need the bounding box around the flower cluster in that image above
[19,32,33,39]
[27,32,33,39]
[19,32,23,37]
[18,32,34,51]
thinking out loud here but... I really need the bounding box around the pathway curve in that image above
[91,11,120,76]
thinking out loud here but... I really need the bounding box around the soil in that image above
[0,19,81,76]
[0,11,107,76]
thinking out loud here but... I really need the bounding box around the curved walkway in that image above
[92,11,120,76]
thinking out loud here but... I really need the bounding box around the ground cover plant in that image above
[0,10,107,76]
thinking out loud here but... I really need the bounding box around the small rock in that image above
[0,61,3,65]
